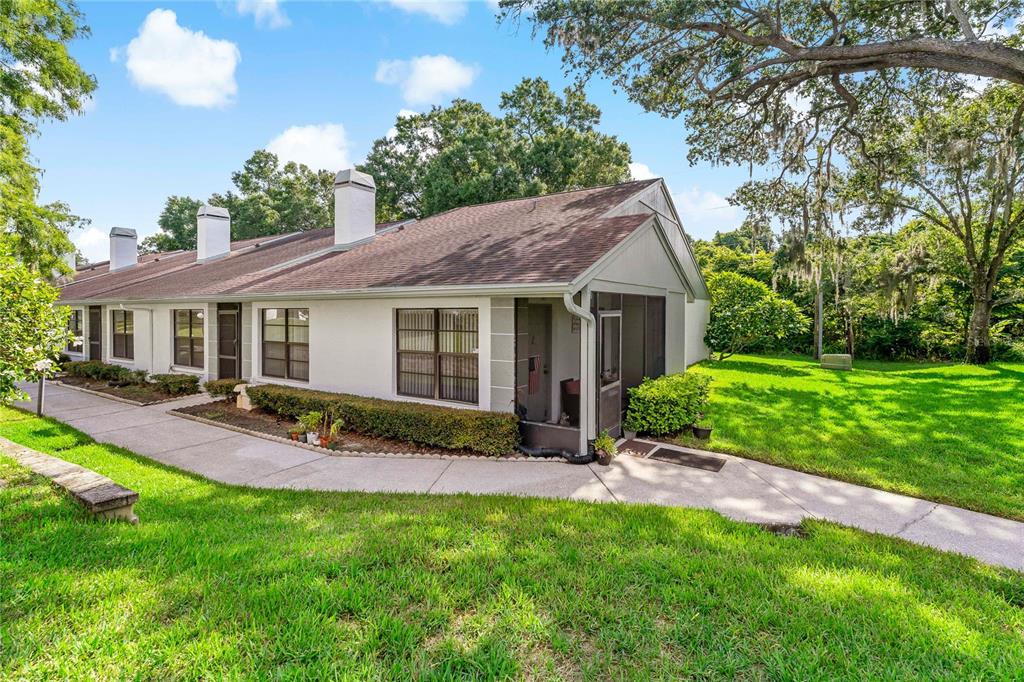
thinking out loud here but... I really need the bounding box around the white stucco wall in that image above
[102,302,213,379]
[249,296,493,410]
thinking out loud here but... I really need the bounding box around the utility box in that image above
[821,354,853,371]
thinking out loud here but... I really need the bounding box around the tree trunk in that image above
[965,293,994,364]
[814,278,824,360]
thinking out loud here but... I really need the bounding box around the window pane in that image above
[288,361,308,381]
[175,339,190,366]
[124,312,134,334]
[438,331,478,353]
[601,315,620,386]
[398,330,434,352]
[113,335,124,358]
[289,344,309,363]
[175,310,190,337]
[125,334,134,360]
[191,310,204,338]
[263,358,286,378]
[264,324,286,342]
[398,372,434,398]
[287,322,309,344]
[440,376,478,403]
[113,311,124,333]
[264,341,286,360]
[192,338,204,367]
[397,309,435,331]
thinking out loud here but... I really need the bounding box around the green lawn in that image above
[1,408,1022,680]
[683,355,1024,521]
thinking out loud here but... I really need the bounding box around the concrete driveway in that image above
[14,382,1023,572]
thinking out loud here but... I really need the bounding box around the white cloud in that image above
[74,227,109,264]
[628,162,656,180]
[118,9,240,108]
[375,55,478,105]
[672,188,743,240]
[236,0,289,28]
[379,0,468,25]
[266,123,350,171]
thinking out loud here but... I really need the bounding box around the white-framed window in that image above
[396,308,479,404]
[111,309,134,360]
[173,309,205,368]
[261,308,309,381]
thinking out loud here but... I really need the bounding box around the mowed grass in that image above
[683,355,1024,520]
[1,408,1022,680]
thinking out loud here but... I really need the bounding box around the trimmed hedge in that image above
[64,360,145,385]
[151,373,201,396]
[246,384,520,456]
[624,373,712,436]
[204,378,246,398]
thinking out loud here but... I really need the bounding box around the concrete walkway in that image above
[14,382,1023,572]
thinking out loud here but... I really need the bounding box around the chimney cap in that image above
[109,227,137,238]
[334,168,375,190]
[197,204,230,219]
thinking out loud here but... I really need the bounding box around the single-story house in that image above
[58,171,710,454]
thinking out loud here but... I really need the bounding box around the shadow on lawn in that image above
[2,411,1023,678]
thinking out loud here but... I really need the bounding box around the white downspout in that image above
[562,289,594,456]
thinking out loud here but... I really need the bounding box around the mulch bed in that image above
[172,400,509,459]
[58,376,185,405]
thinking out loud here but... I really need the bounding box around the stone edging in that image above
[167,409,552,463]
[52,380,198,407]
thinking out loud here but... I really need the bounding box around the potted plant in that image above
[298,411,322,445]
[318,413,344,448]
[288,429,300,442]
[593,430,617,466]
[692,418,713,441]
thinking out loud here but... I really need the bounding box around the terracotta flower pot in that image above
[596,450,612,466]
[289,431,299,441]
[319,435,331,448]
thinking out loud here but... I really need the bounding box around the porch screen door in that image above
[597,311,622,436]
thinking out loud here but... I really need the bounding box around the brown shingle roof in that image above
[60,179,659,302]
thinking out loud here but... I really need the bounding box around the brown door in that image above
[87,306,102,360]
[217,303,241,380]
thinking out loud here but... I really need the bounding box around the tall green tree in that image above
[143,151,335,252]
[850,85,1024,363]
[0,248,70,404]
[1,0,96,275]
[360,77,630,220]
[504,0,1024,171]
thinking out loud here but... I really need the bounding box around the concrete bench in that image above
[0,437,139,523]
[821,353,853,371]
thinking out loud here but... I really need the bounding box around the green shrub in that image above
[204,378,246,398]
[246,384,520,456]
[64,360,145,385]
[150,373,200,396]
[624,373,712,436]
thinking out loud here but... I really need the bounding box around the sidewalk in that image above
[14,382,1023,571]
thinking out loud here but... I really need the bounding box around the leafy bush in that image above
[593,430,617,457]
[705,272,807,360]
[204,378,246,398]
[150,373,200,396]
[624,373,711,436]
[64,360,145,385]
[246,384,520,456]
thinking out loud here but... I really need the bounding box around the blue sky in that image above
[36,0,758,262]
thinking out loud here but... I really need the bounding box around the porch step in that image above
[0,437,139,523]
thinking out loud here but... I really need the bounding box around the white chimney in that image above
[196,204,231,261]
[334,169,376,249]
[109,227,138,271]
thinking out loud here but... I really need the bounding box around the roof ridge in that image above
[417,177,661,221]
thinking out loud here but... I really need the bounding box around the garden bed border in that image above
[168,407,541,463]
[52,379,198,407]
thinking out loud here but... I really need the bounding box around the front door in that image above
[525,304,552,421]
[87,305,102,360]
[217,303,241,380]
[597,311,622,436]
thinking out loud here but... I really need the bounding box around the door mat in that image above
[649,448,727,472]
[619,439,658,457]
